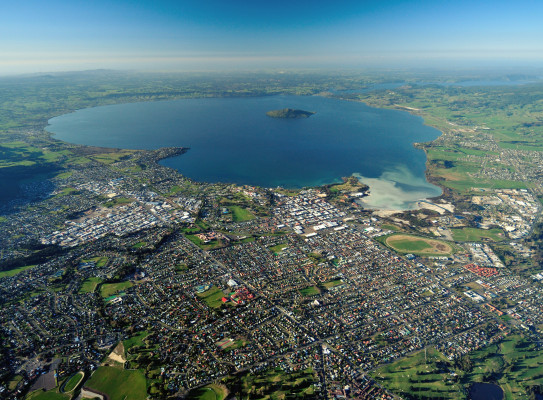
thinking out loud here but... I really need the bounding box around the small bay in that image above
[46,95,442,210]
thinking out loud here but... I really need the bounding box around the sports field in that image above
[385,234,453,256]
[451,227,504,242]
[85,366,146,400]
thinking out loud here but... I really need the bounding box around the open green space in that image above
[197,286,226,308]
[223,338,249,352]
[385,234,453,256]
[299,286,321,296]
[0,142,67,168]
[124,331,149,352]
[451,227,505,242]
[322,279,343,289]
[132,241,147,249]
[175,263,189,272]
[372,347,463,399]
[79,277,103,294]
[54,187,78,197]
[443,178,528,194]
[356,82,543,197]
[269,243,287,254]
[8,375,23,391]
[274,188,300,196]
[81,256,109,267]
[0,264,36,279]
[85,366,147,400]
[307,252,326,264]
[188,384,228,400]
[62,372,84,392]
[381,223,401,231]
[100,281,133,298]
[26,391,69,400]
[375,335,543,399]
[89,150,136,164]
[228,205,255,222]
[223,367,316,400]
[465,335,543,399]
[55,171,72,179]
[181,225,202,234]
[104,197,133,207]
[185,234,222,250]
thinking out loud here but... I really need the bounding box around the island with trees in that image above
[266,108,315,119]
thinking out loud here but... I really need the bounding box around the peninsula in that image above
[266,108,315,119]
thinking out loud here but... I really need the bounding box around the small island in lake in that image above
[266,108,315,119]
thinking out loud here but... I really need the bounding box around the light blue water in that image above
[47,95,442,209]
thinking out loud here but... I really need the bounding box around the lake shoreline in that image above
[46,94,443,211]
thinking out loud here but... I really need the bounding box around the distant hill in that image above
[266,108,315,119]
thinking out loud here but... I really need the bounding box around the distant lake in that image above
[47,95,442,210]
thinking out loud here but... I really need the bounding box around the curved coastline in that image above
[328,93,447,202]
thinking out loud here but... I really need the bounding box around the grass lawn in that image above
[197,286,226,308]
[85,366,147,400]
[63,372,84,392]
[55,171,73,179]
[26,391,69,400]
[54,187,78,197]
[185,234,222,250]
[100,281,133,298]
[322,279,343,289]
[465,335,543,399]
[132,241,147,249]
[124,331,149,352]
[79,277,103,293]
[188,384,228,400]
[229,205,255,222]
[274,188,301,196]
[225,367,316,400]
[167,185,184,195]
[89,150,136,164]
[269,243,287,254]
[299,286,321,296]
[372,347,463,399]
[451,227,505,242]
[104,197,133,208]
[8,375,23,391]
[382,223,401,231]
[82,256,108,267]
[0,264,36,279]
[385,234,453,256]
[182,225,202,234]
[175,263,188,272]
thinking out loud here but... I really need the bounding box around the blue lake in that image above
[46,95,442,210]
[469,383,504,400]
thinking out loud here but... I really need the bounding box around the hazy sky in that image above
[1,0,542,74]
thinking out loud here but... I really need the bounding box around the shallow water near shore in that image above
[47,95,442,210]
